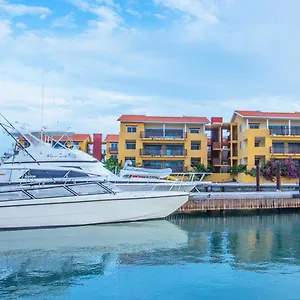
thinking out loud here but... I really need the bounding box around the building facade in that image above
[104,134,119,160]
[117,115,209,172]
[231,110,300,169]
[206,117,231,173]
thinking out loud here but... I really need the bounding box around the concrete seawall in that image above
[177,192,300,214]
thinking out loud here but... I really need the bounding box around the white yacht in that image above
[0,181,189,230]
[0,123,198,193]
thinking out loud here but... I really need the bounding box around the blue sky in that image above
[1,0,300,151]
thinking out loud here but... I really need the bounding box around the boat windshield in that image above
[0,182,114,202]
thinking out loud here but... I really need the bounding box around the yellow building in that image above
[231,110,300,170]
[104,134,119,159]
[49,134,92,153]
[117,114,209,172]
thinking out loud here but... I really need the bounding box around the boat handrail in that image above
[167,172,212,182]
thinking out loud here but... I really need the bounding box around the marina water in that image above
[2,213,300,299]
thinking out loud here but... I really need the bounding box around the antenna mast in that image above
[41,69,45,141]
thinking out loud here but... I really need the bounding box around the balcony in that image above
[140,149,187,157]
[212,158,230,166]
[212,142,229,150]
[109,147,118,154]
[270,146,300,155]
[140,131,187,140]
[229,133,238,141]
[231,150,238,157]
[270,127,300,136]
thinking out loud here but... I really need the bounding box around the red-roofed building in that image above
[230,110,300,170]
[104,134,119,159]
[117,114,209,171]
[117,115,209,124]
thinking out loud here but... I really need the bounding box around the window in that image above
[110,143,118,151]
[255,158,260,166]
[126,126,137,133]
[191,141,201,150]
[240,141,243,149]
[249,123,260,129]
[254,137,265,147]
[126,141,136,150]
[110,154,118,159]
[143,160,162,169]
[191,158,201,167]
[23,140,30,148]
[272,142,284,154]
[165,129,184,139]
[20,169,89,179]
[166,160,184,172]
[239,124,243,132]
[190,128,200,134]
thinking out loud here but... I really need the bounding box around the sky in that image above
[1,0,300,151]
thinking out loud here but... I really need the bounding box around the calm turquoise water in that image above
[2,213,300,299]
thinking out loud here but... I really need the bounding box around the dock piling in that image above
[256,165,260,191]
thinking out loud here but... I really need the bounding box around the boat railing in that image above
[0,181,116,202]
[167,172,212,182]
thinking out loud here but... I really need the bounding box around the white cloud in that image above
[0,59,152,136]
[0,0,51,18]
[51,13,77,28]
[0,19,11,40]
[68,0,123,32]
[15,22,27,29]
[90,6,123,30]
[126,9,141,18]
[154,13,166,19]
[66,0,89,11]
[96,0,120,10]
[154,0,218,23]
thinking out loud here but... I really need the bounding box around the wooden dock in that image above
[178,192,300,213]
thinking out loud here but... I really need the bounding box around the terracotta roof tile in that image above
[117,114,209,123]
[235,110,300,119]
[105,134,119,142]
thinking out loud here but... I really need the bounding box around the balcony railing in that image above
[140,131,187,140]
[231,133,238,141]
[140,149,187,156]
[212,142,229,149]
[270,146,300,155]
[231,150,238,157]
[270,128,300,136]
[109,147,118,153]
[212,158,230,165]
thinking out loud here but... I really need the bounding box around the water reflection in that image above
[2,213,300,299]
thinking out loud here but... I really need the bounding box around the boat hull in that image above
[0,191,188,230]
